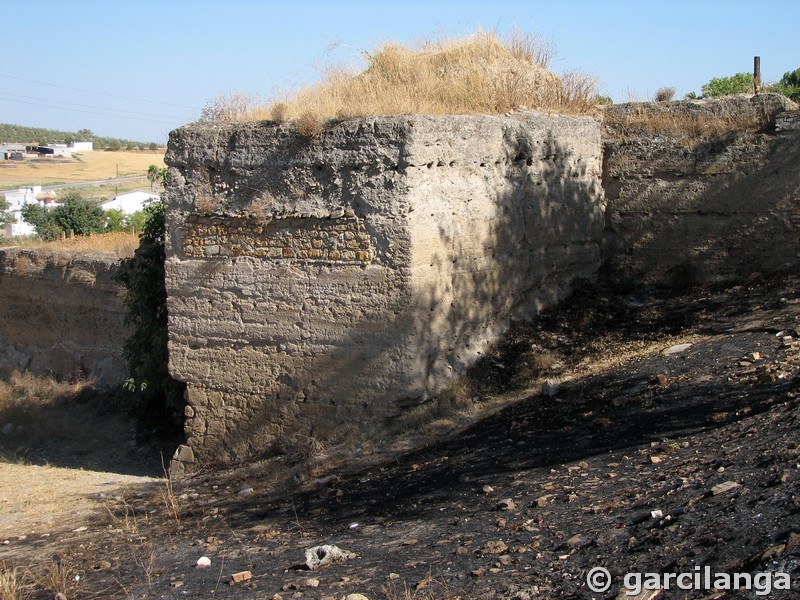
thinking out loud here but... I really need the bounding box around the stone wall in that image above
[602,94,800,287]
[164,113,605,463]
[0,248,129,386]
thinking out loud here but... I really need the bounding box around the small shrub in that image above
[701,73,754,97]
[654,86,676,102]
[769,67,800,101]
[270,102,289,123]
[200,91,259,122]
[297,111,325,138]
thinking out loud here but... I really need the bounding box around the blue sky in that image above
[2,0,798,144]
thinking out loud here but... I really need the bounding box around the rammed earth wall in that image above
[602,94,800,287]
[4,98,797,467]
[0,248,129,386]
[164,113,605,463]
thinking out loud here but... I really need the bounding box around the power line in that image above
[0,96,180,126]
[0,91,187,121]
[0,73,201,110]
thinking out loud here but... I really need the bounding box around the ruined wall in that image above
[164,113,604,463]
[602,94,800,287]
[0,248,129,386]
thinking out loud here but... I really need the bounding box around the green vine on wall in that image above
[115,200,186,429]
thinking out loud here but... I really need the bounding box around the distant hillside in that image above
[0,123,160,150]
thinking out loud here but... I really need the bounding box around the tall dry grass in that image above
[0,565,29,600]
[603,101,772,145]
[201,31,598,129]
[1,231,139,258]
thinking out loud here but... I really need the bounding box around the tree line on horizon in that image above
[0,123,162,151]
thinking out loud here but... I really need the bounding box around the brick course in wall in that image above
[180,214,372,263]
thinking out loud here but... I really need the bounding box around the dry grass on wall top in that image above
[2,231,139,259]
[602,99,777,145]
[200,31,599,128]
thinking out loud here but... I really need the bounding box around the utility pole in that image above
[754,56,762,94]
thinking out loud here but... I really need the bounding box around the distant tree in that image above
[52,192,106,236]
[769,68,800,101]
[701,73,754,97]
[125,142,136,151]
[105,139,122,151]
[126,210,149,233]
[104,208,127,232]
[23,191,106,239]
[148,142,158,151]
[685,91,700,100]
[147,164,161,192]
[0,198,10,228]
[21,203,60,240]
[77,128,93,139]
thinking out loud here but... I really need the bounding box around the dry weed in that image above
[0,565,30,600]
[7,232,139,258]
[200,91,260,123]
[66,265,97,286]
[204,30,598,128]
[382,574,461,600]
[195,193,217,214]
[269,102,289,123]
[30,560,80,599]
[604,101,771,145]
[390,377,478,437]
[12,254,39,276]
[654,86,676,102]
[296,111,324,138]
[160,454,181,525]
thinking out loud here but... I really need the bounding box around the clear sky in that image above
[2,0,798,144]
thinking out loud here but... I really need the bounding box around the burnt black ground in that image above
[9,277,800,599]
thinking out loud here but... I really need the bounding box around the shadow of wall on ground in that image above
[267,284,800,524]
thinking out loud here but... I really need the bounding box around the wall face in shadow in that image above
[0,248,129,386]
[164,114,604,464]
[602,94,800,287]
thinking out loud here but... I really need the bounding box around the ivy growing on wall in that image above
[115,200,186,429]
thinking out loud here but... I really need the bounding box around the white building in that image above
[69,141,93,152]
[101,191,160,215]
[0,144,25,160]
[3,186,41,237]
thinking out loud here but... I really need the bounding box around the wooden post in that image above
[754,56,762,94]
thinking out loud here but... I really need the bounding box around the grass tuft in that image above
[0,565,30,600]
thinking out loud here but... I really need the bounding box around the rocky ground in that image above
[2,277,799,599]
